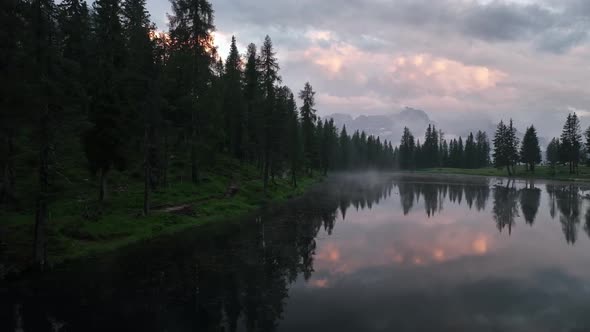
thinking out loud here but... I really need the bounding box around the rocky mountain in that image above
[328,107,549,150]
[328,107,435,145]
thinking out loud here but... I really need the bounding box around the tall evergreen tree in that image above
[0,0,29,206]
[243,43,261,163]
[464,133,476,169]
[167,0,215,184]
[223,36,246,160]
[30,0,61,268]
[259,35,280,191]
[399,127,415,170]
[560,113,582,174]
[546,138,560,175]
[520,125,541,173]
[122,0,160,215]
[299,82,317,174]
[493,121,511,175]
[475,130,490,168]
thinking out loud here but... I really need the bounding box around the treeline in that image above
[393,112,590,176]
[0,0,394,267]
[491,113,590,176]
[395,125,491,170]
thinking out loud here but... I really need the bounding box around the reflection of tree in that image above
[448,185,463,204]
[546,184,557,219]
[7,174,396,331]
[493,181,519,235]
[396,177,490,217]
[519,181,541,226]
[552,185,581,244]
[585,207,590,240]
[398,182,416,215]
[422,184,439,217]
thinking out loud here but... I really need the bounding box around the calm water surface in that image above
[2,173,590,331]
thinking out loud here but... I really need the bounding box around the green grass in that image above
[416,165,590,181]
[0,154,322,278]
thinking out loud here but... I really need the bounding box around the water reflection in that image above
[2,173,590,331]
[520,181,541,225]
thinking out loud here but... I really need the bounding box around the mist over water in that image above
[3,173,590,331]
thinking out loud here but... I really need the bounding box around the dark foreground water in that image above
[2,173,590,332]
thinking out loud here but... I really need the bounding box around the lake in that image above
[2,173,590,331]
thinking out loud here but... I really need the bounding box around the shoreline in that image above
[0,172,324,281]
[413,166,590,183]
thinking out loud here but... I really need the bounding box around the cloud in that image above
[147,0,590,140]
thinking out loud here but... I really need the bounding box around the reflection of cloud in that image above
[317,242,341,263]
[472,235,488,254]
[309,278,329,288]
[312,199,500,277]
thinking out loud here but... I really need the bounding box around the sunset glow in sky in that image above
[146,0,590,139]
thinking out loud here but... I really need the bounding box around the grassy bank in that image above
[0,155,322,279]
[416,165,590,182]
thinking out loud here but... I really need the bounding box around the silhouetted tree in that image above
[399,127,415,170]
[560,113,581,174]
[520,181,541,225]
[520,125,541,173]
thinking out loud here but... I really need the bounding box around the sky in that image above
[145,0,590,140]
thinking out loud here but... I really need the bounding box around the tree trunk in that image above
[143,126,151,216]
[99,169,107,203]
[530,163,535,173]
[34,111,50,270]
[292,169,297,188]
[162,133,168,187]
[263,147,271,193]
[191,140,199,184]
[506,165,512,176]
[1,131,17,206]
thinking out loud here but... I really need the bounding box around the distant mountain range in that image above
[328,107,433,145]
[327,107,548,149]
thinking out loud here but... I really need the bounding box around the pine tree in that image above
[284,91,302,186]
[339,125,350,169]
[299,82,317,174]
[243,43,261,164]
[223,36,246,160]
[0,0,29,206]
[259,35,280,191]
[464,133,476,169]
[493,121,511,176]
[520,125,541,173]
[167,0,215,184]
[505,120,520,174]
[83,0,128,203]
[475,130,490,168]
[546,138,560,175]
[560,113,582,174]
[30,0,61,268]
[399,127,415,170]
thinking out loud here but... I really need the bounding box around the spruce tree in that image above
[546,138,560,175]
[223,36,246,160]
[520,125,541,173]
[0,0,28,206]
[84,0,128,203]
[299,82,317,174]
[259,35,280,190]
[475,130,490,168]
[167,0,215,184]
[399,127,415,170]
[493,121,511,175]
[560,113,582,174]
